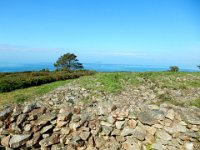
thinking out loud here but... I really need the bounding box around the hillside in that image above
[0,72,200,149]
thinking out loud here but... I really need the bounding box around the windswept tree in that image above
[169,66,179,72]
[54,53,83,70]
[197,65,200,69]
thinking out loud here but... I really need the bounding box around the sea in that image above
[0,63,198,72]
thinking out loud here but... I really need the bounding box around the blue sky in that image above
[0,0,200,69]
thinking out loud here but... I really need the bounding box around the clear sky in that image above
[0,0,200,69]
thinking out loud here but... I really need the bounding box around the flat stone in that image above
[145,134,155,144]
[156,130,172,141]
[122,141,140,150]
[121,127,135,136]
[26,132,41,147]
[138,110,165,125]
[148,105,160,110]
[176,124,187,133]
[56,120,68,128]
[100,121,113,127]
[61,127,70,135]
[185,142,194,150]
[80,113,89,125]
[94,137,105,148]
[0,107,12,120]
[24,124,32,132]
[108,137,121,150]
[116,135,125,142]
[111,129,121,136]
[40,124,54,134]
[36,113,56,126]
[57,112,72,121]
[132,126,146,141]
[23,103,36,113]
[184,112,200,125]
[39,134,60,147]
[16,114,27,125]
[115,121,125,129]
[101,126,113,135]
[145,126,157,135]
[152,142,165,150]
[9,134,31,148]
[127,119,137,129]
[107,115,115,124]
[166,109,175,120]
[79,131,90,141]
[1,135,11,147]
[164,126,176,135]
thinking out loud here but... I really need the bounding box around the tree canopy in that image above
[198,65,200,69]
[54,53,83,71]
[169,66,179,72]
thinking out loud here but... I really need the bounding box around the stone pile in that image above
[0,101,200,150]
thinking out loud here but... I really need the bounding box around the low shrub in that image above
[0,70,95,92]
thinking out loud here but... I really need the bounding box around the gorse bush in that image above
[0,70,95,92]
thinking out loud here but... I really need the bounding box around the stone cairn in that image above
[0,100,200,150]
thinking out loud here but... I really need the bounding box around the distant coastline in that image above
[0,63,198,73]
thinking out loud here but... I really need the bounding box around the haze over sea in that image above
[0,63,198,73]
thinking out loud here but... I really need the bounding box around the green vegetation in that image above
[54,53,83,70]
[169,66,179,72]
[75,72,140,93]
[0,72,200,107]
[0,70,95,92]
[190,98,200,108]
[0,79,74,106]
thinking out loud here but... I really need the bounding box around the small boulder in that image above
[9,134,31,148]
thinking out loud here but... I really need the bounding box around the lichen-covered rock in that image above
[1,81,200,149]
[0,107,12,120]
[9,134,31,148]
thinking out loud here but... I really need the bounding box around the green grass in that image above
[0,79,73,106]
[0,72,200,107]
[189,98,200,108]
[75,72,140,93]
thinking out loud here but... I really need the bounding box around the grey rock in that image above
[1,135,11,147]
[100,121,113,127]
[132,126,146,141]
[111,129,121,136]
[60,127,70,135]
[166,109,175,120]
[39,134,59,147]
[101,125,113,135]
[138,110,165,125]
[121,127,135,136]
[23,103,36,113]
[26,132,41,147]
[40,124,54,134]
[152,142,165,150]
[115,121,125,129]
[79,131,90,141]
[156,130,172,141]
[0,107,12,120]
[24,124,32,132]
[185,142,194,150]
[16,114,27,125]
[57,112,72,121]
[9,134,31,148]
[36,113,56,126]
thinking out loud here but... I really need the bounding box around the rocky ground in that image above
[0,72,200,150]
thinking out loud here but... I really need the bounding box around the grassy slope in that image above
[0,79,74,106]
[0,72,200,107]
